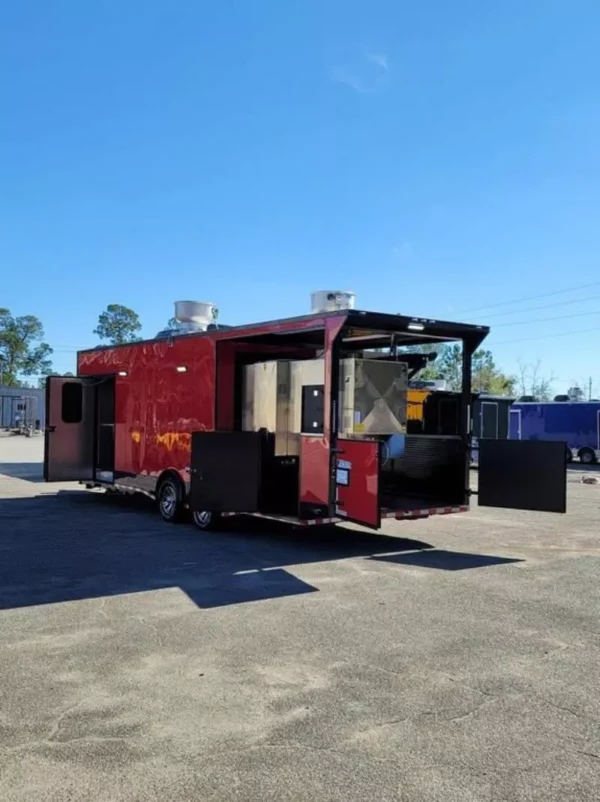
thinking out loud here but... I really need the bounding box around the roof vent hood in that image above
[155,300,218,338]
[173,300,217,332]
[310,290,356,314]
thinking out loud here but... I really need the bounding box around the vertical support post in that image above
[461,338,473,502]
[323,316,346,515]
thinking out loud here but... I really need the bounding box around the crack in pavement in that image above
[46,701,86,743]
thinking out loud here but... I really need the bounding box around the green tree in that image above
[436,344,462,390]
[472,349,515,395]
[0,308,53,387]
[94,304,142,345]
[165,317,181,331]
[401,343,515,394]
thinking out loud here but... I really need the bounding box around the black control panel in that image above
[301,384,325,434]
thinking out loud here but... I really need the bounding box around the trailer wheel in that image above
[157,476,185,523]
[579,448,596,465]
[191,510,221,531]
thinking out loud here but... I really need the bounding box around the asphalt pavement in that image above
[0,435,599,801]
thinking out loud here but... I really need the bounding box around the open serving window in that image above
[330,312,567,523]
[189,308,567,527]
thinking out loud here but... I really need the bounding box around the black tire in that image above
[579,448,596,465]
[191,510,222,531]
[157,476,185,523]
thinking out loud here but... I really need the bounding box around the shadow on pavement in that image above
[567,462,600,473]
[371,549,522,571]
[0,462,45,483]
[0,489,521,611]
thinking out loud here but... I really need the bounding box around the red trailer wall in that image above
[77,336,321,483]
[77,313,341,506]
[78,337,216,480]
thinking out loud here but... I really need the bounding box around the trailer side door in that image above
[189,431,264,513]
[477,439,566,513]
[334,438,381,529]
[44,376,95,482]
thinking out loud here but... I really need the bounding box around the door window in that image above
[61,382,83,424]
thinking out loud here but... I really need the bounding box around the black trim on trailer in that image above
[77,310,490,356]
[43,377,51,481]
[461,342,474,505]
[327,327,342,518]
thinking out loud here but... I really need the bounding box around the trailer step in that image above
[381,504,469,521]
[219,505,470,527]
[220,512,341,527]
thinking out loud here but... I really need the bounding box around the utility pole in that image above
[589,376,593,401]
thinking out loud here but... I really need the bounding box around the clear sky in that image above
[1,0,599,393]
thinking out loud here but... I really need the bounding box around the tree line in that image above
[401,344,558,398]
[0,304,141,388]
[1,303,555,398]
[1,304,146,388]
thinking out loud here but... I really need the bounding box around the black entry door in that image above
[96,379,115,473]
[478,439,567,513]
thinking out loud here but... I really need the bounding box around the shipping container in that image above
[0,387,45,429]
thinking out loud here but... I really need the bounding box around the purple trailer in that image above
[509,401,600,465]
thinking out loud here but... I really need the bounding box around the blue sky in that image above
[1,0,599,393]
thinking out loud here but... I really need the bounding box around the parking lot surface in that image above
[1,435,599,801]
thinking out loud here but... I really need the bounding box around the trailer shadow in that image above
[371,550,521,571]
[0,489,521,611]
[0,462,45,483]
[567,463,600,474]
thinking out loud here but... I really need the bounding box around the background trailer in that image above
[510,401,600,465]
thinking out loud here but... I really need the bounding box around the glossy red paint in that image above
[78,336,216,480]
[335,438,381,529]
[215,313,333,340]
[77,316,337,486]
[296,316,347,515]
[299,436,330,509]
[214,341,236,430]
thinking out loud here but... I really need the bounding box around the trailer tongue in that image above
[44,297,568,530]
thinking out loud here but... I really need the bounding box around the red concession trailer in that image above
[44,305,567,530]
